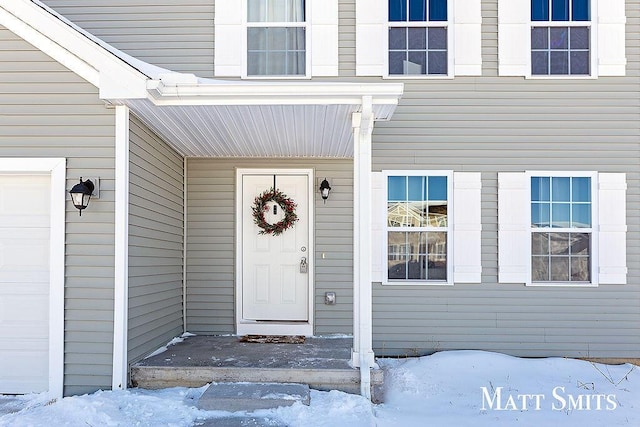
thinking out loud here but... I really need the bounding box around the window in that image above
[385,173,450,282]
[388,0,448,76]
[247,0,306,76]
[531,0,590,75]
[531,176,592,282]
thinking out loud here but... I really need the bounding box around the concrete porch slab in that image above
[131,335,384,402]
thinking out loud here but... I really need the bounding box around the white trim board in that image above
[0,157,66,400]
[235,168,314,337]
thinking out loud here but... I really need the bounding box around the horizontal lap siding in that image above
[186,159,353,335]
[0,27,116,395]
[128,116,184,364]
[339,0,356,76]
[370,1,640,358]
[41,0,215,76]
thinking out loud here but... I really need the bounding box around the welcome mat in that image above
[239,335,306,344]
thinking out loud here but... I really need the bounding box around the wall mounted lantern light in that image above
[69,177,95,216]
[319,178,331,203]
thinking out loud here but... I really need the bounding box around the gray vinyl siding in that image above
[41,0,215,77]
[369,0,640,358]
[338,0,356,76]
[0,26,116,395]
[186,158,353,335]
[127,116,184,365]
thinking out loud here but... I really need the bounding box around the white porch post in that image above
[351,96,375,399]
[112,105,130,390]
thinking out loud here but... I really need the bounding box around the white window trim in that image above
[384,0,455,79]
[241,0,311,79]
[526,0,599,79]
[525,170,599,287]
[381,170,454,285]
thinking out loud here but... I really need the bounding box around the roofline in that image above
[1,0,403,112]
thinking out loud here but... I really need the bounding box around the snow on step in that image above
[197,382,310,412]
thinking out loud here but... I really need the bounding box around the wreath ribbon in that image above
[252,187,298,236]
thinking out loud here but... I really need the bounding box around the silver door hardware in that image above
[300,257,308,273]
[301,246,306,252]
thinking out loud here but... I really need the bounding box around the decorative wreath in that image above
[252,187,298,236]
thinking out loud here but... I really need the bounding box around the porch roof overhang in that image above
[1,1,404,158]
[118,80,403,157]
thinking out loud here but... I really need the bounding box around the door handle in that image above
[300,257,308,274]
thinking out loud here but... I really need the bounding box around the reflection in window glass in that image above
[387,175,449,281]
[531,176,592,283]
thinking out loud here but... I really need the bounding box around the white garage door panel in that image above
[0,175,50,394]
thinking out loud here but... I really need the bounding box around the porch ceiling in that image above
[125,99,366,158]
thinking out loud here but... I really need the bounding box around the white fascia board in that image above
[1,1,149,98]
[146,80,404,118]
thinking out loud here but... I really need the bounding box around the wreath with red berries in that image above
[252,188,298,236]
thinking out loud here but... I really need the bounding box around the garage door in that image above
[0,175,51,394]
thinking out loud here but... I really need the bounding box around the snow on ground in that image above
[1,351,638,427]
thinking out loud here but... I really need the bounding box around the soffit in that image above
[125,99,393,158]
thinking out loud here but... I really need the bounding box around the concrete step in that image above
[197,415,285,426]
[197,382,310,412]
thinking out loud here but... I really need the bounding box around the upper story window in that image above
[388,0,448,76]
[386,173,450,282]
[531,175,592,282]
[247,0,307,76]
[531,0,590,75]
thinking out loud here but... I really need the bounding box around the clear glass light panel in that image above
[531,176,591,228]
[388,28,447,75]
[532,0,590,21]
[389,0,447,22]
[531,232,590,282]
[531,27,589,75]
[388,231,447,280]
[388,176,448,227]
[248,0,305,22]
[248,27,305,75]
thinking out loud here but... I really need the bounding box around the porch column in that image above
[351,96,375,399]
[112,104,130,390]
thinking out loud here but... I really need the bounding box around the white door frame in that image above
[0,158,66,399]
[235,168,314,336]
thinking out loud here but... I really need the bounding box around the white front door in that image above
[241,173,310,324]
[0,174,50,394]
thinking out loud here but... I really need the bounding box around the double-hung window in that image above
[385,173,451,282]
[388,0,448,76]
[247,0,307,76]
[531,0,590,75]
[530,175,593,283]
[498,171,627,286]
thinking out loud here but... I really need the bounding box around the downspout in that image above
[182,157,188,334]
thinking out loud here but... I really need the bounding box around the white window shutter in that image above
[453,172,482,283]
[498,0,530,76]
[454,0,482,76]
[597,0,627,76]
[498,172,529,283]
[356,0,386,76]
[598,173,627,284]
[311,0,339,76]
[214,0,243,77]
[371,172,384,282]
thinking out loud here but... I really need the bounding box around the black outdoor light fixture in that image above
[319,178,331,203]
[69,177,95,216]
